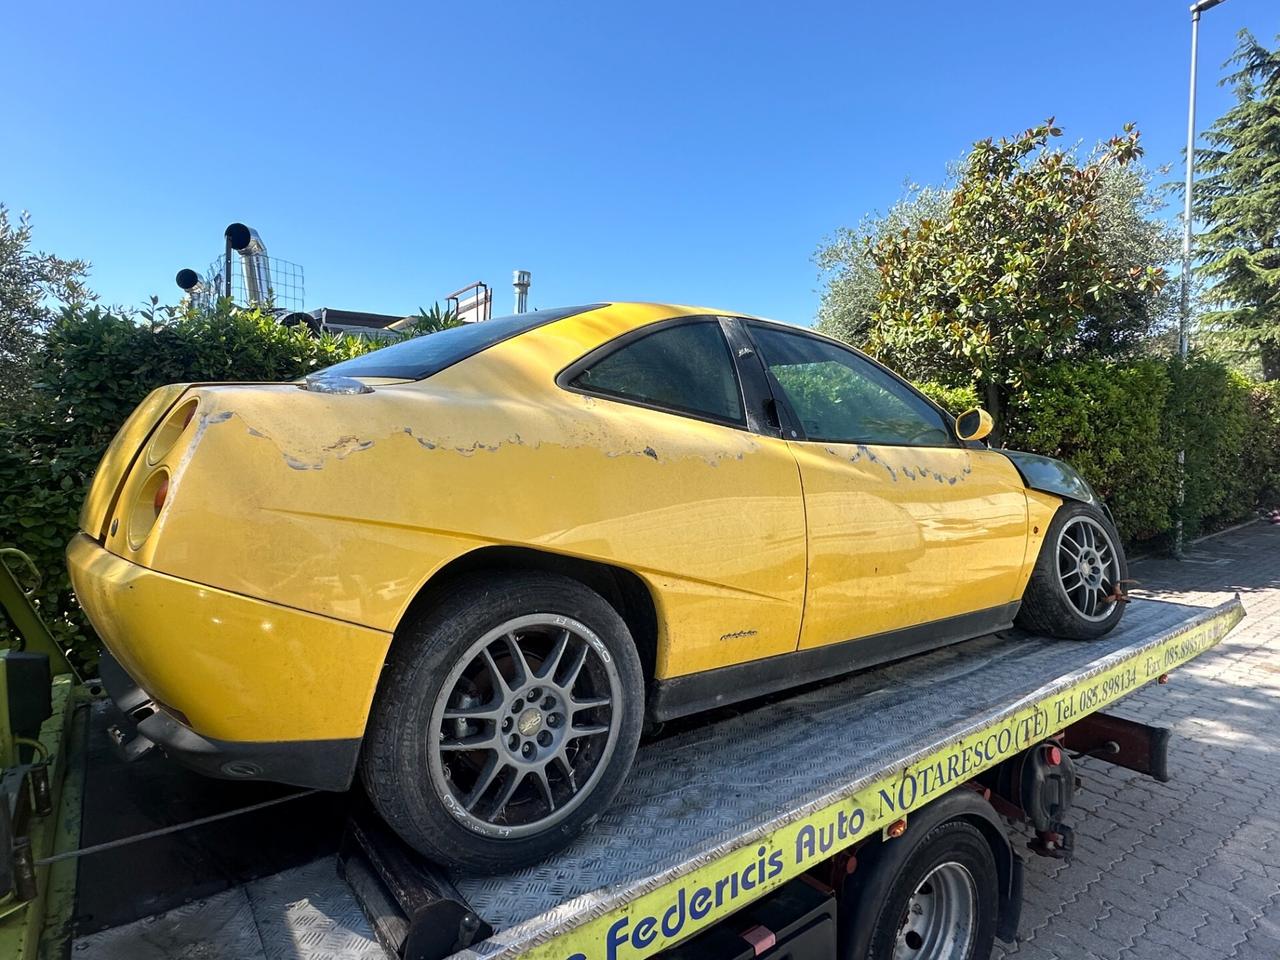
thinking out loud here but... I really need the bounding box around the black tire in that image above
[1016,500,1128,640]
[842,819,999,960]
[360,572,645,873]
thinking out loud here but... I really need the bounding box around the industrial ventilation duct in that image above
[174,268,205,299]
[224,222,273,304]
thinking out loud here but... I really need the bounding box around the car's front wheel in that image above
[1017,500,1128,640]
[361,572,644,873]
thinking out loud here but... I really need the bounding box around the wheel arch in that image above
[843,788,1022,952]
[907,791,1021,938]
[395,545,661,683]
[999,448,1122,532]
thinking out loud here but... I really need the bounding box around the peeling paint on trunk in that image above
[402,426,437,450]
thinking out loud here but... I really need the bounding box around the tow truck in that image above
[0,544,1246,960]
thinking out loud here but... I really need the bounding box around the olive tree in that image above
[0,206,93,418]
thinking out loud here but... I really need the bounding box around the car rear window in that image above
[318,304,605,380]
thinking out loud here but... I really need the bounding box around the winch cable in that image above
[34,788,319,866]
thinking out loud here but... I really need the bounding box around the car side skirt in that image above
[646,601,1021,723]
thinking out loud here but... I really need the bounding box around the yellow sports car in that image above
[68,301,1126,871]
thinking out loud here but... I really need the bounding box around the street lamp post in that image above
[1175,0,1228,558]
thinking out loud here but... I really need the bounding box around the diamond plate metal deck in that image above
[250,859,387,960]
[74,885,268,960]
[74,859,387,960]
[449,597,1237,959]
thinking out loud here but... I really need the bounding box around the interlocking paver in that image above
[993,520,1280,960]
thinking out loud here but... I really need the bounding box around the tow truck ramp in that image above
[74,596,1244,960]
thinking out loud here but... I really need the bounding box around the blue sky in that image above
[4,1,1276,324]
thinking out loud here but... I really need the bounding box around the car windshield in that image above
[318,304,605,380]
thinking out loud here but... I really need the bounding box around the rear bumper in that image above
[68,533,392,790]
[100,649,360,790]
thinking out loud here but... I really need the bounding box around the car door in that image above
[556,316,808,678]
[741,321,1030,653]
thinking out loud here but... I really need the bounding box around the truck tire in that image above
[1017,500,1127,640]
[842,819,999,960]
[361,572,644,873]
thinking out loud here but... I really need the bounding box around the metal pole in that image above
[1174,8,1201,559]
[1174,0,1227,558]
[1179,10,1200,362]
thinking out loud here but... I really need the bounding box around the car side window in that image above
[569,320,745,425]
[748,324,953,446]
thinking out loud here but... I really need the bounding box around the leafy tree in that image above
[817,122,1171,441]
[1194,31,1280,380]
[815,184,951,347]
[0,206,93,417]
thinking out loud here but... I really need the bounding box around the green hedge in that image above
[1003,359,1176,542]
[1008,357,1278,544]
[914,360,1279,546]
[0,302,376,666]
[916,381,980,415]
[1245,380,1280,507]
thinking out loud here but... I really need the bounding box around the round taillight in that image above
[147,399,199,466]
[128,469,171,549]
[153,476,170,516]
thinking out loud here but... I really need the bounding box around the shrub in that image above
[1245,381,1280,508]
[916,381,980,415]
[986,355,1273,545]
[1003,359,1176,543]
[0,300,377,665]
[1165,359,1257,537]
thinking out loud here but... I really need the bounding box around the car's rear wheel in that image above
[1017,500,1127,640]
[361,573,644,872]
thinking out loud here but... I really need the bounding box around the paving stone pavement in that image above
[991,520,1280,960]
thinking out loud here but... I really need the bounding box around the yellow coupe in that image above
[68,302,1126,871]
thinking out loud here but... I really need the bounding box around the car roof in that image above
[318,301,825,383]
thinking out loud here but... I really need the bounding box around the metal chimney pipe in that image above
[175,268,203,294]
[175,268,207,306]
[224,222,274,304]
[513,270,531,314]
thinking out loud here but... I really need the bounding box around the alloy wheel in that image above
[427,614,622,839]
[1056,515,1122,622]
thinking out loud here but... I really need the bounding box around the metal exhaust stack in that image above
[513,270,531,314]
[224,222,273,304]
[175,268,205,299]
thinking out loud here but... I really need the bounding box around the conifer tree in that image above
[1195,31,1280,379]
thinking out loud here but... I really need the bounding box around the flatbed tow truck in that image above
[0,547,1247,960]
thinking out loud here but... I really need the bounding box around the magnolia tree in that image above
[817,122,1174,441]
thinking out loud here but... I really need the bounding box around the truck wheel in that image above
[842,820,998,960]
[361,572,644,873]
[1017,501,1127,640]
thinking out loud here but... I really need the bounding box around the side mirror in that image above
[955,407,993,442]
